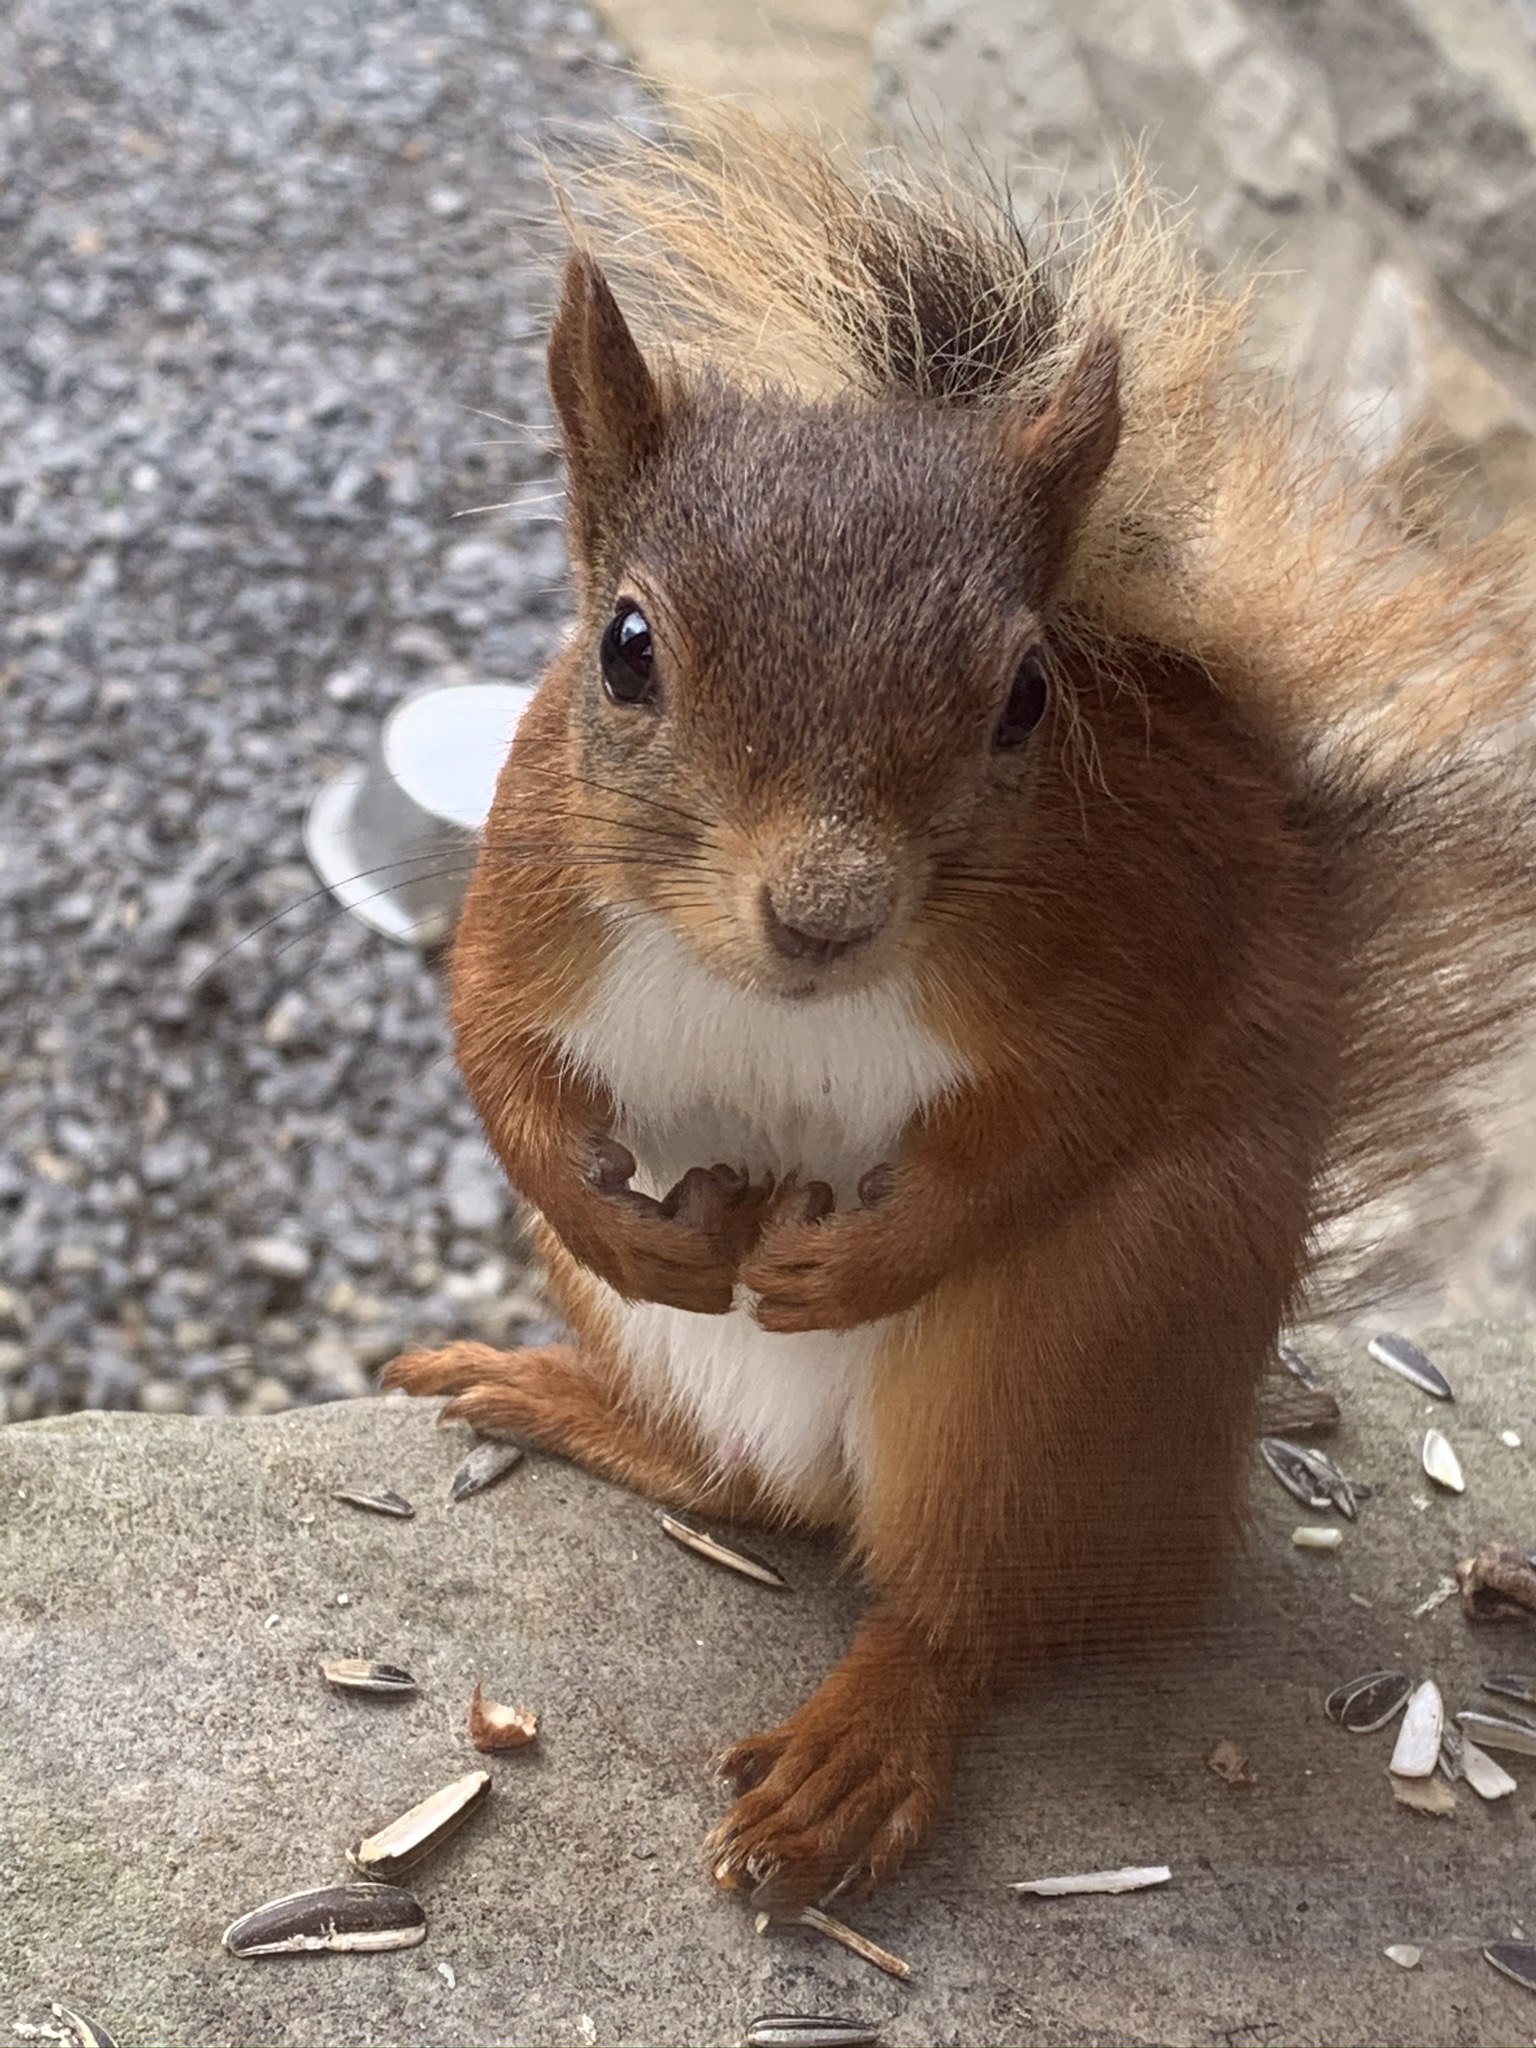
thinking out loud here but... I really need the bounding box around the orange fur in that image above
[386,108,1536,1909]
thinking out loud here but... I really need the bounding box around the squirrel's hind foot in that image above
[706,1614,959,1911]
[380,1338,765,1516]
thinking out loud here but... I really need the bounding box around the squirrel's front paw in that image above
[742,1166,943,1331]
[740,1174,880,1332]
[581,1142,769,1315]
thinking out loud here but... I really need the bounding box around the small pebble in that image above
[1384,1944,1422,1969]
[241,1237,313,1282]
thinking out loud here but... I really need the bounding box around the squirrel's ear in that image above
[1007,326,1121,592]
[548,253,666,566]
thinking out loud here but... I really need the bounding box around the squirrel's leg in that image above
[707,1601,973,1906]
[710,1126,1296,1907]
[381,1339,767,1520]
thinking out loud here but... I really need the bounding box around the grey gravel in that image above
[0,0,638,1422]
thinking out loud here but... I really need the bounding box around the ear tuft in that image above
[547,253,667,568]
[1008,326,1122,593]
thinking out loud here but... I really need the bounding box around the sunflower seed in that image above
[1329,1671,1411,1733]
[468,1681,538,1750]
[1461,1735,1518,1800]
[1384,1945,1422,1969]
[1484,1943,1536,1994]
[744,2019,883,2047]
[320,1657,418,1697]
[1456,1709,1536,1756]
[791,1907,910,1981]
[1260,1438,1358,1518]
[1291,1525,1342,1550]
[450,1440,525,1501]
[1421,1430,1465,1493]
[348,1769,491,1879]
[222,1884,426,1957]
[1389,1680,1443,1777]
[1010,1865,1172,1896]
[1277,1343,1325,1391]
[1367,1334,1453,1400]
[1484,1671,1536,1705]
[333,1487,415,1519]
[656,1511,788,1588]
[50,2007,116,2048]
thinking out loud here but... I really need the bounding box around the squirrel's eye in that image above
[600,602,657,706]
[993,646,1050,749]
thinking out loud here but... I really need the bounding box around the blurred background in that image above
[3,0,1536,1425]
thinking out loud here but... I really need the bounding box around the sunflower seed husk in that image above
[1486,1943,1536,1993]
[333,1487,415,1519]
[791,1907,910,1981]
[222,1883,426,1957]
[320,1657,418,1697]
[1277,1343,1324,1391]
[1384,1945,1422,1969]
[1260,1345,1341,1437]
[1259,1438,1358,1519]
[744,2018,883,2047]
[1455,1709,1536,1756]
[1204,1739,1253,1786]
[1295,1443,1361,1518]
[1368,1333,1453,1400]
[1010,1865,1172,1896]
[1484,1671,1536,1706]
[1326,1670,1410,1732]
[468,1681,538,1751]
[1258,1379,1341,1438]
[1388,1769,1456,1815]
[656,1511,788,1589]
[1291,1525,1342,1550]
[450,1440,525,1502]
[1421,1430,1465,1493]
[348,1769,492,1880]
[50,2006,117,2048]
[1461,1735,1518,1800]
[1389,1680,1443,1777]
[1260,1437,1331,1511]
[1458,1545,1536,1620]
[1438,1723,1464,1781]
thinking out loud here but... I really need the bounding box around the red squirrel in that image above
[386,113,1536,1908]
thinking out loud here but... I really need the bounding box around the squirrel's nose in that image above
[760,884,887,963]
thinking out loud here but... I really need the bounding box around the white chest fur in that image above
[552,913,969,1502]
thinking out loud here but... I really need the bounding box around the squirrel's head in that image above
[541,252,1121,1001]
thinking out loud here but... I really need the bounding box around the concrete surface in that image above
[5,1327,1536,2045]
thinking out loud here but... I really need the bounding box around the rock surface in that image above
[872,0,1536,526]
[7,1327,1536,2045]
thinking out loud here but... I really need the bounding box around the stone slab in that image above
[5,1327,1536,2044]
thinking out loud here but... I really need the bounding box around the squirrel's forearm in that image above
[462,1028,615,1261]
